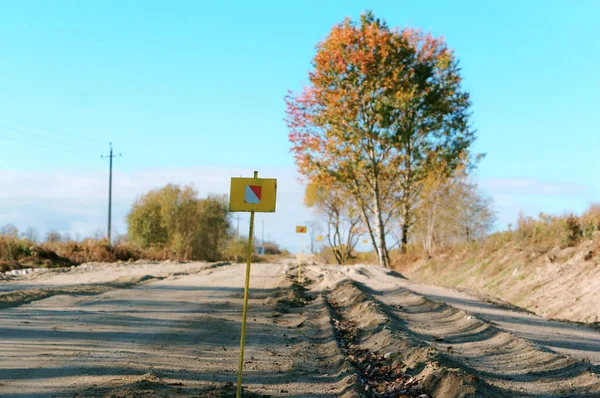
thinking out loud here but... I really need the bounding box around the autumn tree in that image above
[453,181,495,242]
[286,11,477,267]
[45,230,62,243]
[414,175,495,253]
[307,220,323,255]
[412,160,460,254]
[0,224,18,237]
[23,227,39,243]
[304,182,362,265]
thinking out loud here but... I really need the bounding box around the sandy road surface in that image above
[1,261,599,397]
[0,261,357,397]
[0,261,214,293]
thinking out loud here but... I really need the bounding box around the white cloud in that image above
[0,166,315,251]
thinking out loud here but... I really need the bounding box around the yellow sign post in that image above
[315,235,323,263]
[229,171,277,398]
[296,226,307,283]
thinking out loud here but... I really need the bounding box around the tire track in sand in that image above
[327,266,600,397]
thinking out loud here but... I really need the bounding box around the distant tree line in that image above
[1,183,282,267]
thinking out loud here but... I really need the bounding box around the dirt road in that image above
[1,261,599,397]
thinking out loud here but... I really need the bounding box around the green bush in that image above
[223,238,264,263]
[127,184,232,261]
[262,242,282,255]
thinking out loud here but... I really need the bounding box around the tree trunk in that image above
[373,179,390,268]
[327,221,343,265]
[400,136,414,255]
[400,199,411,254]
[425,195,439,255]
[350,176,389,267]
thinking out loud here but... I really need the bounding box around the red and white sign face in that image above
[244,185,262,204]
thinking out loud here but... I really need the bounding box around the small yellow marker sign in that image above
[230,171,277,398]
[296,226,307,283]
[314,235,323,263]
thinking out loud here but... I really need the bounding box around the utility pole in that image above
[261,220,264,247]
[101,143,121,244]
[236,214,240,241]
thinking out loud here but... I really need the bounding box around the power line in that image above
[0,132,88,156]
[0,115,106,144]
[0,124,96,153]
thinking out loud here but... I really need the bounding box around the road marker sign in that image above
[229,177,276,212]
[230,171,277,398]
[296,226,307,283]
[315,235,323,263]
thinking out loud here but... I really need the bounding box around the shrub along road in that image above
[0,260,599,397]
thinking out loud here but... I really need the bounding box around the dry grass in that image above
[387,204,600,324]
[0,233,294,271]
[0,235,149,271]
[0,235,248,271]
[44,239,145,264]
[502,205,600,250]
[391,204,600,271]
[315,246,378,265]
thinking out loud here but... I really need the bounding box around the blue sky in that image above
[0,1,599,251]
